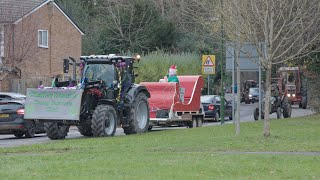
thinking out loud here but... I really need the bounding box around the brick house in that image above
[0,0,84,92]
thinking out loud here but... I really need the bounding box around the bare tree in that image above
[171,0,320,137]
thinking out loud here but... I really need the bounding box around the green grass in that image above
[1,115,320,179]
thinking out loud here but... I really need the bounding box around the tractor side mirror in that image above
[63,59,69,73]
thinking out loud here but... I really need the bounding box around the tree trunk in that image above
[263,62,272,138]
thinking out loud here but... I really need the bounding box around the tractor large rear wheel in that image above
[282,97,292,118]
[44,122,70,140]
[91,105,117,137]
[123,93,149,135]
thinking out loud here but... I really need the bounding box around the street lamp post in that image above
[220,0,225,124]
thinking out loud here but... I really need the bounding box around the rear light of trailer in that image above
[17,109,25,115]
[208,104,214,110]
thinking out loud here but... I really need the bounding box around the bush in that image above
[135,51,201,82]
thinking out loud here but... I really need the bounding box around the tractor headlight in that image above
[287,94,291,97]
[292,94,296,97]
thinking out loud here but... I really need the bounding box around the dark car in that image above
[0,93,45,138]
[248,88,260,103]
[201,95,233,121]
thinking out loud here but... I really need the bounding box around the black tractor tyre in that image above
[77,123,93,136]
[301,96,307,109]
[276,108,281,119]
[123,93,150,135]
[44,122,70,140]
[282,97,292,118]
[13,131,24,138]
[302,78,308,97]
[91,105,117,137]
[299,102,302,108]
[25,120,36,138]
[254,108,259,120]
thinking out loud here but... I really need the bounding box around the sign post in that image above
[202,55,216,95]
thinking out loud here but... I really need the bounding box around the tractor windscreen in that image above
[83,63,116,85]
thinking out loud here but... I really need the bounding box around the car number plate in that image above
[0,114,9,118]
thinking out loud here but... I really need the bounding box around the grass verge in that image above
[0,115,320,179]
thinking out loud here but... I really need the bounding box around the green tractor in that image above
[25,55,150,140]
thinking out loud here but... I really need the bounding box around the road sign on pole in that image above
[202,55,215,74]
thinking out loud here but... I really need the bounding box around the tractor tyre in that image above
[77,123,93,136]
[91,105,117,137]
[123,93,150,135]
[282,97,292,118]
[24,120,36,138]
[44,122,70,140]
[302,78,308,97]
[254,108,259,120]
[276,108,281,119]
[301,96,307,109]
[13,132,24,138]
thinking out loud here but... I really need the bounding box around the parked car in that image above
[248,88,259,103]
[0,92,45,138]
[200,95,233,121]
[0,92,26,101]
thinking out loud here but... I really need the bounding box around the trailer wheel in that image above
[44,122,70,140]
[282,97,292,118]
[196,116,203,127]
[92,105,117,137]
[25,120,36,138]
[123,93,150,135]
[188,117,197,128]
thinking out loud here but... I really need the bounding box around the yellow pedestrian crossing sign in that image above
[202,55,215,74]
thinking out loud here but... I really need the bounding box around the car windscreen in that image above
[250,88,259,94]
[83,63,115,85]
[201,96,213,103]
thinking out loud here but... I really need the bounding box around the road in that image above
[0,103,314,148]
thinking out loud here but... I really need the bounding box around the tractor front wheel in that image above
[44,122,70,140]
[282,97,292,118]
[91,105,117,137]
[77,122,93,136]
[123,93,150,135]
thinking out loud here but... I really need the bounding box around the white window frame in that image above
[38,29,48,48]
[0,25,4,63]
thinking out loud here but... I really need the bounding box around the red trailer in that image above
[140,76,204,129]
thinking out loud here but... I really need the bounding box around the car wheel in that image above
[25,120,36,138]
[215,111,220,121]
[13,132,24,138]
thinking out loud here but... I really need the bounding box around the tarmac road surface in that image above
[0,103,314,148]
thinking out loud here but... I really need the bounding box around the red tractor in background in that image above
[274,67,308,109]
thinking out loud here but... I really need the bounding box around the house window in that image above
[38,30,48,48]
[0,25,4,63]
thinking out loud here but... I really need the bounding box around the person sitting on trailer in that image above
[164,64,179,84]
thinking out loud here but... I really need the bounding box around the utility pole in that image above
[220,0,225,124]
